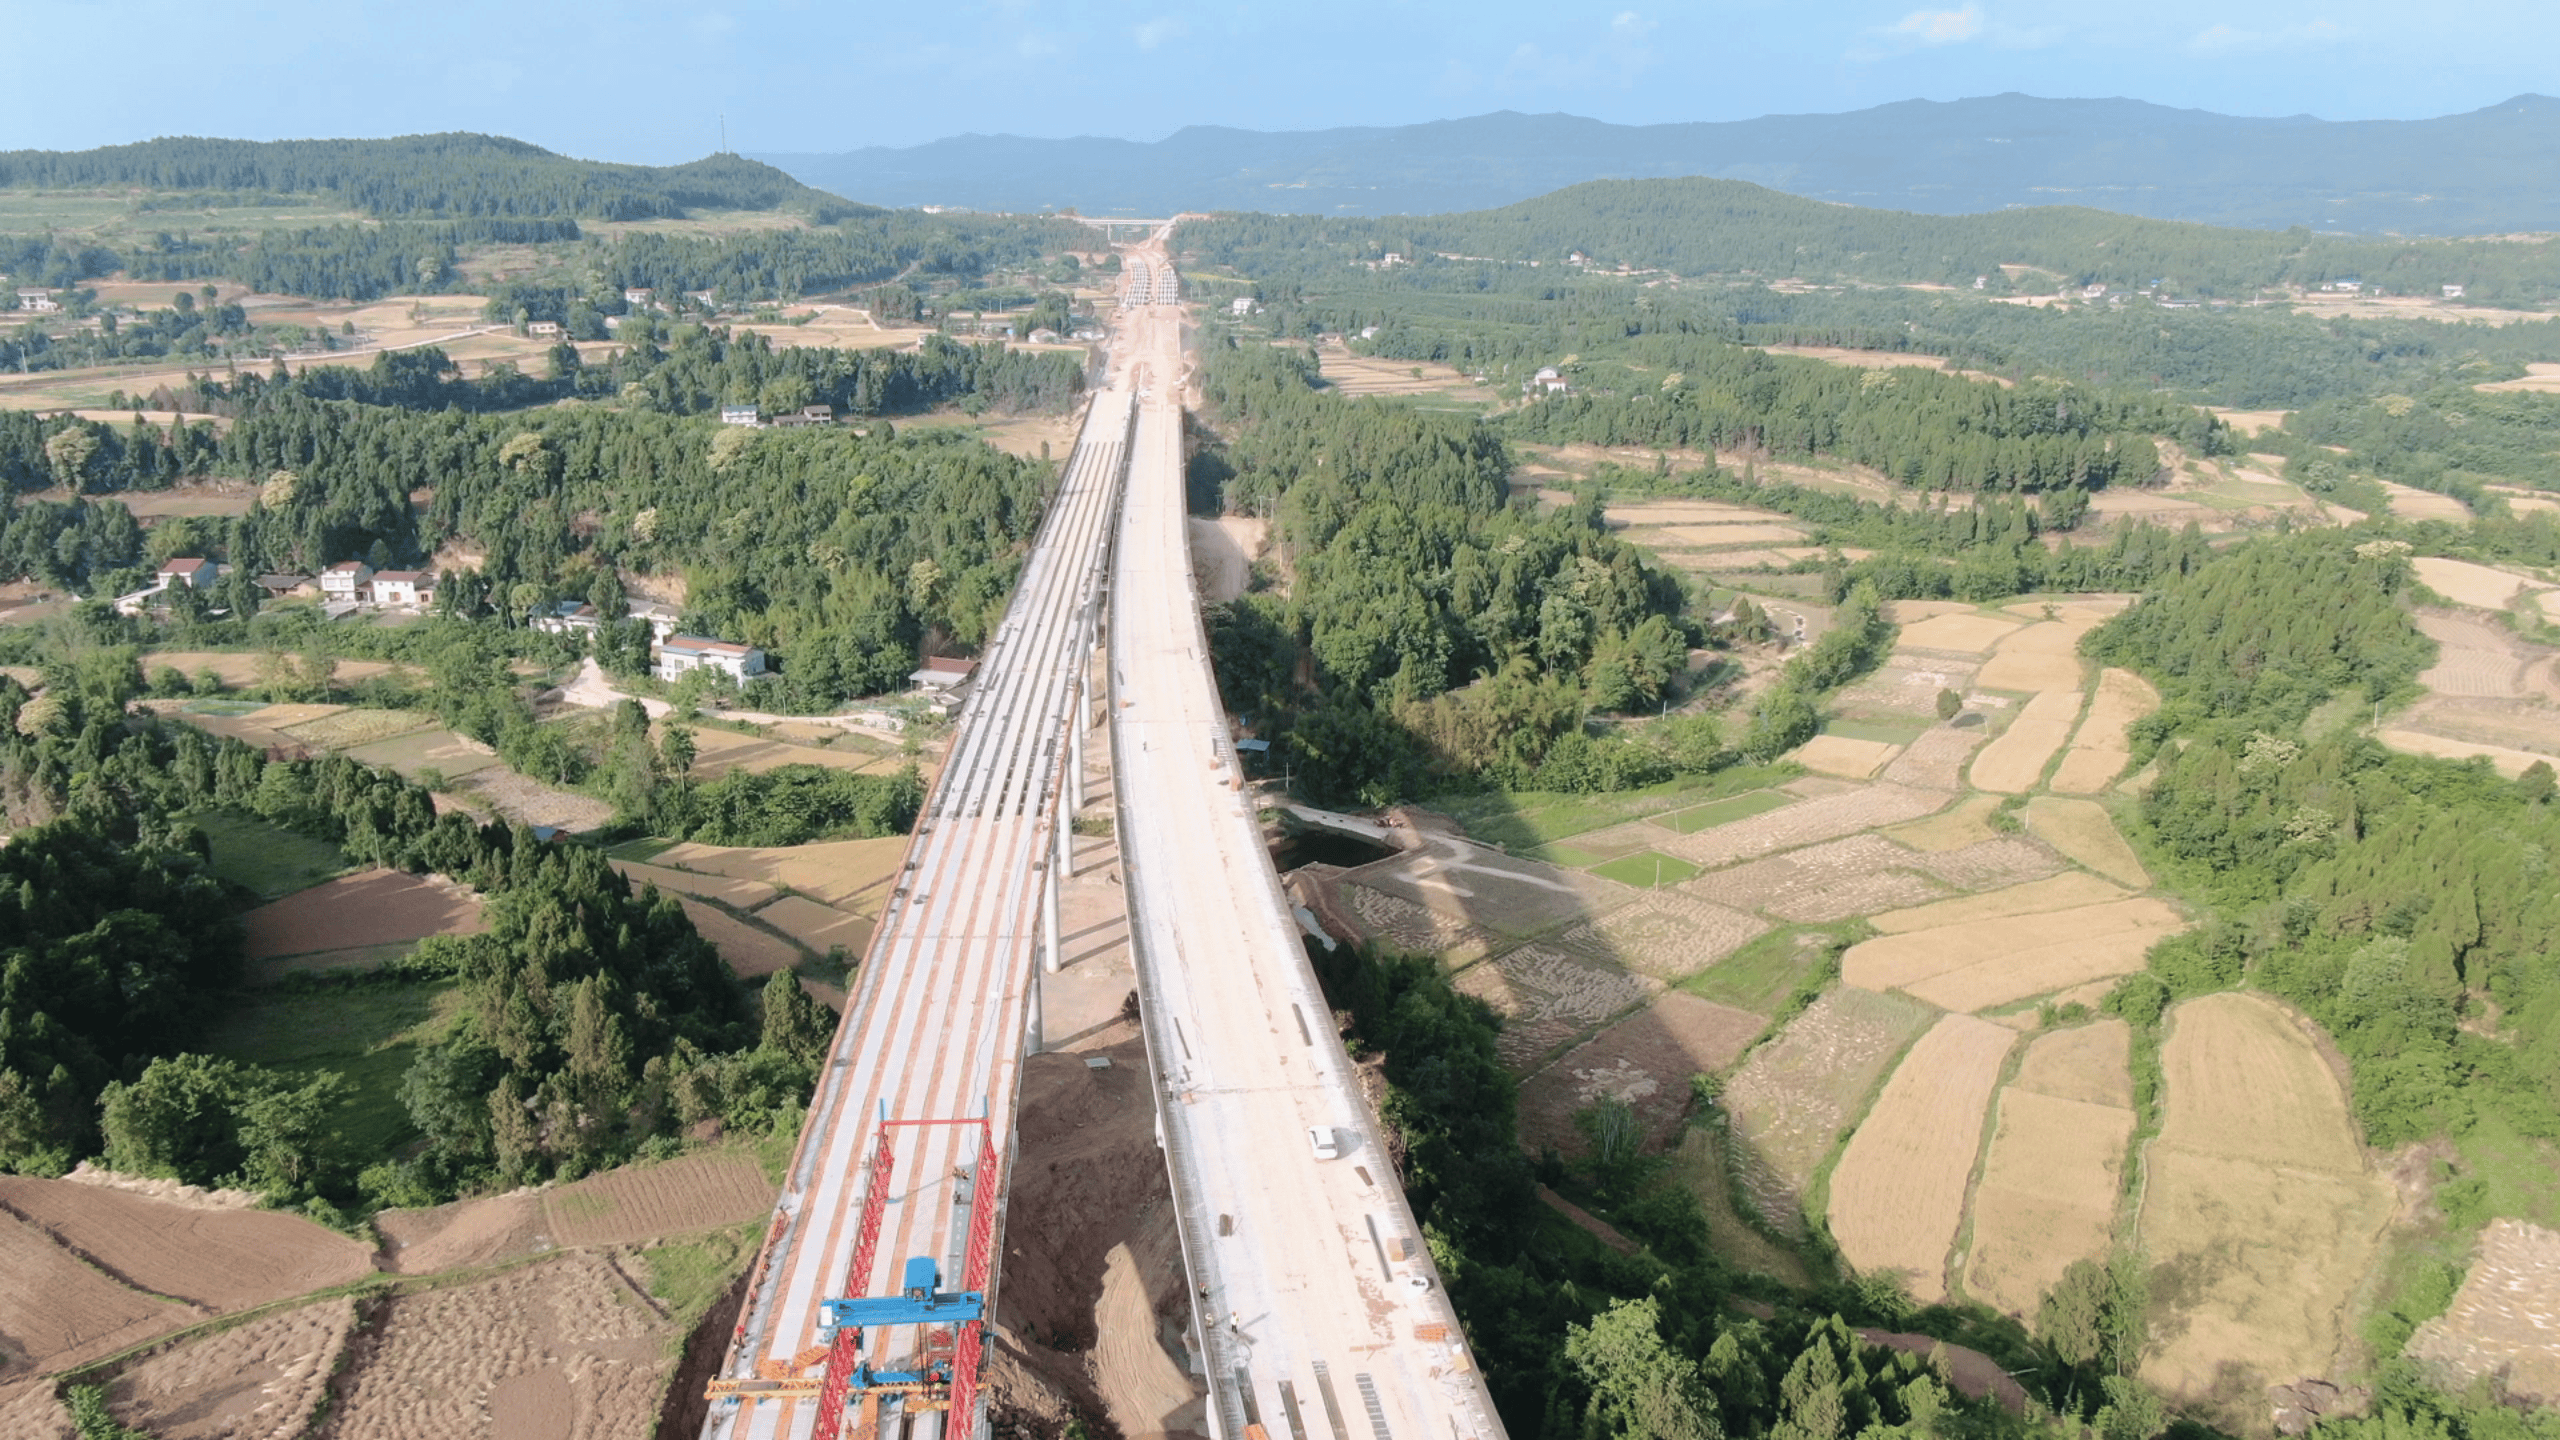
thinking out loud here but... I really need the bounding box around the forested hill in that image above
[0,135,861,221]
[1182,178,2560,303]
[763,93,2560,233]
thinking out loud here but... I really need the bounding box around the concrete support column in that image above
[1056,782,1075,879]
[1042,853,1063,975]
[1027,963,1045,1055]
[1067,678,1085,813]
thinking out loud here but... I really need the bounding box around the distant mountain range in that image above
[757,94,2560,234]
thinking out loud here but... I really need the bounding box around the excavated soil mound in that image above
[997,1033,1173,1349]
[0,1176,372,1310]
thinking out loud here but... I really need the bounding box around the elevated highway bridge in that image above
[700,235,1503,1440]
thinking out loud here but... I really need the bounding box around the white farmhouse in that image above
[158,556,221,590]
[371,569,436,607]
[657,635,767,684]
[319,561,374,602]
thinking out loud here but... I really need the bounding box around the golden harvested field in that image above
[2413,556,2549,611]
[1317,350,1498,402]
[1826,1014,2015,1303]
[647,836,907,910]
[1969,688,2084,793]
[276,707,436,749]
[2140,994,2395,1416]
[1882,793,2006,852]
[1681,835,1947,924]
[1868,872,2130,935]
[2210,408,2291,436]
[676,897,801,976]
[2383,481,2472,522]
[1896,612,2024,654]
[1602,499,1797,528]
[1962,1020,2135,1317]
[1685,546,1828,569]
[2049,669,2159,794]
[683,725,906,780]
[756,894,873,956]
[1659,522,1811,547]
[0,1383,71,1439]
[2377,728,2549,777]
[1842,897,2186,1012]
[1975,619,2096,693]
[1877,722,1991,791]
[2407,1218,2560,1403]
[1720,987,1937,1235]
[612,858,782,910]
[107,1299,354,1440]
[1792,734,1902,779]
[2022,797,2151,888]
[2477,362,2560,394]
[325,1253,676,1440]
[2011,1017,2134,1106]
[1965,1088,2132,1318]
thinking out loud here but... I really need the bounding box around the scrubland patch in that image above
[2022,797,2151,888]
[1969,689,2083,793]
[1826,1014,2015,1302]
[2139,994,2395,1419]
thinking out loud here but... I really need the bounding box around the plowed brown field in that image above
[1828,1014,2015,1302]
[541,1151,776,1247]
[241,870,485,960]
[0,1175,370,1311]
[0,1214,180,1380]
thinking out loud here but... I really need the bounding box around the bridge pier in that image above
[1042,851,1062,975]
[1068,678,1085,812]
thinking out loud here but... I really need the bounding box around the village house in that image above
[159,557,221,590]
[16,289,59,313]
[527,320,562,337]
[769,404,837,428]
[720,404,761,427]
[319,561,374,602]
[656,635,767,684]
[630,600,683,639]
[1527,366,1569,396]
[1229,296,1257,316]
[529,600,602,635]
[2444,284,2467,299]
[623,287,656,307]
[370,569,436,607]
[257,573,314,598]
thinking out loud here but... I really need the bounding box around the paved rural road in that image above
[1107,245,1507,1440]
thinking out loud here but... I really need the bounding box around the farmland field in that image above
[2049,669,2159,794]
[1968,688,2082,793]
[1973,618,2096,693]
[1791,734,1901,779]
[105,1298,355,1440]
[1517,992,1767,1154]
[1719,986,1936,1235]
[2022,797,2151,888]
[1650,790,1792,834]
[2412,556,2548,611]
[1963,1021,2135,1317]
[1841,896,2184,1012]
[2139,994,2395,1420]
[2407,1218,2560,1403]
[1826,1013,2014,1302]
[1867,872,2129,935]
[341,726,503,778]
[241,868,484,959]
[1894,611,2023,654]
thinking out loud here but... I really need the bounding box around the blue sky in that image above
[8,0,2553,161]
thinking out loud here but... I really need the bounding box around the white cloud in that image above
[1889,4,1984,45]
[2187,18,2344,55]
[1133,14,1188,50]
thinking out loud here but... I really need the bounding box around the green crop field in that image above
[1590,850,1702,888]
[1651,790,1792,834]
[194,809,347,900]
[205,981,464,1161]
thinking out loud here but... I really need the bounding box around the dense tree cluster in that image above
[1182,178,2560,302]
[0,137,844,220]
